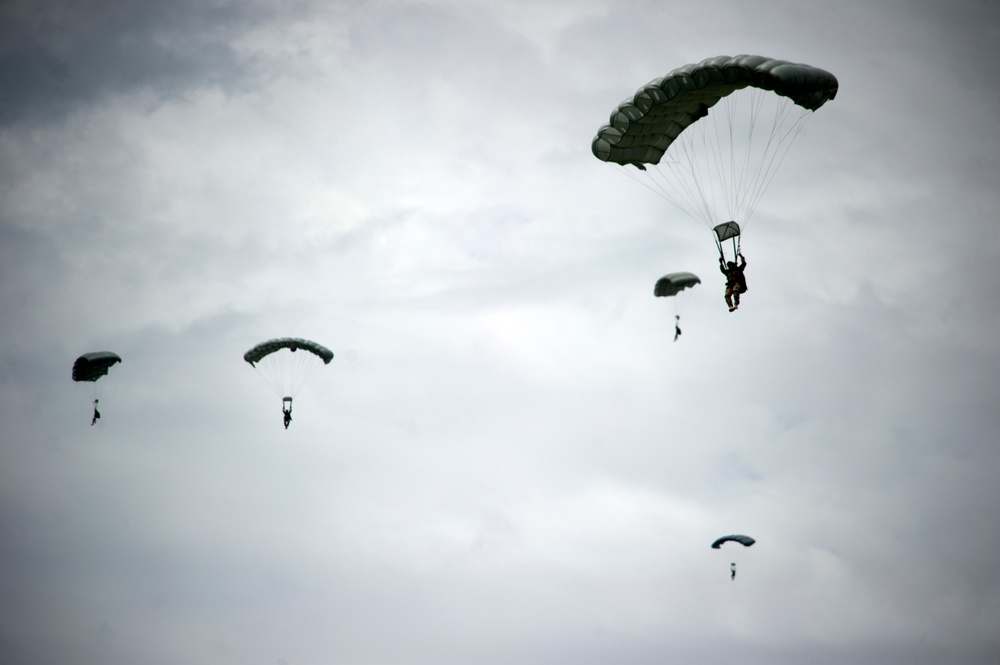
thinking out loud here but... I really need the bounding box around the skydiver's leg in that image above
[725,286,735,311]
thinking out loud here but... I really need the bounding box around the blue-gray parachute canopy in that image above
[711,534,756,549]
[243,338,333,367]
[654,272,701,297]
[72,351,122,382]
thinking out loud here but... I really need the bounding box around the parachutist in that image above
[593,58,836,279]
[654,273,700,340]
[712,534,754,579]
[720,252,747,311]
[244,339,332,430]
[73,351,121,425]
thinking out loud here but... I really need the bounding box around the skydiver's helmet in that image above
[727,261,737,269]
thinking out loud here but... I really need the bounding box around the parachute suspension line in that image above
[738,91,783,228]
[256,355,284,398]
[250,348,327,401]
[698,109,727,223]
[649,136,716,229]
[614,164,698,220]
[718,94,741,222]
[740,96,812,231]
[617,162,711,229]
[283,347,319,398]
[746,106,810,226]
[676,111,722,226]
[616,163,676,204]
[734,90,765,220]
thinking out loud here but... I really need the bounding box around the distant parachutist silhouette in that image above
[282,396,293,430]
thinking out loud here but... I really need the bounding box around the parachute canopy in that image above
[711,534,756,549]
[72,351,122,382]
[243,338,333,367]
[591,55,838,168]
[591,56,837,257]
[244,337,333,408]
[654,272,701,297]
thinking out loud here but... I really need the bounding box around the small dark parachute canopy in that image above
[711,534,756,549]
[72,352,122,382]
[243,338,333,367]
[654,272,701,298]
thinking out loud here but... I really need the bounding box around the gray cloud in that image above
[2,1,999,664]
[0,0,276,128]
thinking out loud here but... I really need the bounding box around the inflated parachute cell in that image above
[591,55,839,168]
[72,352,122,382]
[654,272,701,297]
[243,338,333,367]
[711,534,756,549]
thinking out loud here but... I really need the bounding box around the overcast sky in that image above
[2,1,999,664]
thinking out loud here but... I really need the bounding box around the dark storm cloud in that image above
[0,0,279,128]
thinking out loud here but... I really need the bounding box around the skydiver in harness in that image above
[673,315,682,342]
[720,253,747,312]
[282,396,293,429]
[91,399,101,426]
[712,221,747,312]
[731,562,737,580]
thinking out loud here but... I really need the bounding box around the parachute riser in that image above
[712,221,742,264]
[717,235,741,263]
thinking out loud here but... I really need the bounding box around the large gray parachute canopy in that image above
[72,351,122,382]
[711,534,756,549]
[243,338,334,367]
[654,272,701,297]
[592,55,839,167]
